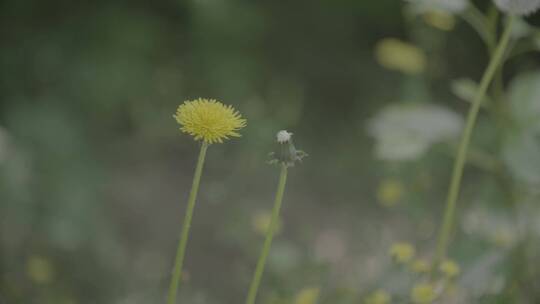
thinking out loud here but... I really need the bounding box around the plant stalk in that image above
[167,141,209,304]
[433,17,514,269]
[245,164,288,304]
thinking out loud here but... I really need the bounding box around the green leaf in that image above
[510,17,532,39]
[502,130,540,185]
[502,72,540,185]
[508,72,540,133]
[403,0,468,14]
[451,78,492,107]
[368,103,464,160]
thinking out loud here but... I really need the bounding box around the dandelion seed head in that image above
[174,98,246,144]
[269,130,307,167]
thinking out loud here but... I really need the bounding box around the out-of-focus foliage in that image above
[503,72,540,185]
[368,103,463,160]
[1,0,540,303]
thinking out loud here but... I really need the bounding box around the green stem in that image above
[433,17,514,269]
[167,141,209,304]
[245,164,288,304]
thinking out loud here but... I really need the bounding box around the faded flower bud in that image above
[269,130,308,167]
[276,130,293,143]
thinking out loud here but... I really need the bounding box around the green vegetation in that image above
[1,0,540,303]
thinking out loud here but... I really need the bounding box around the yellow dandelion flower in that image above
[375,38,426,75]
[411,282,436,304]
[390,242,415,264]
[377,179,404,207]
[294,287,320,304]
[364,289,391,304]
[422,10,456,31]
[26,255,55,284]
[439,259,460,278]
[411,259,431,273]
[174,98,246,144]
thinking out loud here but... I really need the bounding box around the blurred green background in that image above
[1,0,540,303]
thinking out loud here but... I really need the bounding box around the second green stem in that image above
[245,164,288,304]
[433,17,514,267]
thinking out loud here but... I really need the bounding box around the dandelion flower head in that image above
[294,287,320,304]
[377,179,404,207]
[422,10,455,31]
[26,255,55,284]
[364,289,391,304]
[375,38,426,75]
[411,283,436,304]
[252,211,282,236]
[411,259,431,273]
[390,242,416,264]
[174,98,246,144]
[439,259,460,278]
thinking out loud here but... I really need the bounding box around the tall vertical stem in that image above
[433,17,514,267]
[167,142,209,304]
[245,164,288,304]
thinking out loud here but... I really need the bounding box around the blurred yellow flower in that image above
[252,211,282,236]
[422,10,456,31]
[174,98,246,144]
[377,179,404,207]
[411,259,431,273]
[61,299,77,304]
[492,228,514,248]
[364,289,391,304]
[26,255,54,284]
[439,259,460,278]
[411,282,436,304]
[375,38,426,74]
[390,242,415,264]
[294,287,320,304]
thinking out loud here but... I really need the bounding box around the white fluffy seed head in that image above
[494,0,540,15]
[276,130,293,143]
